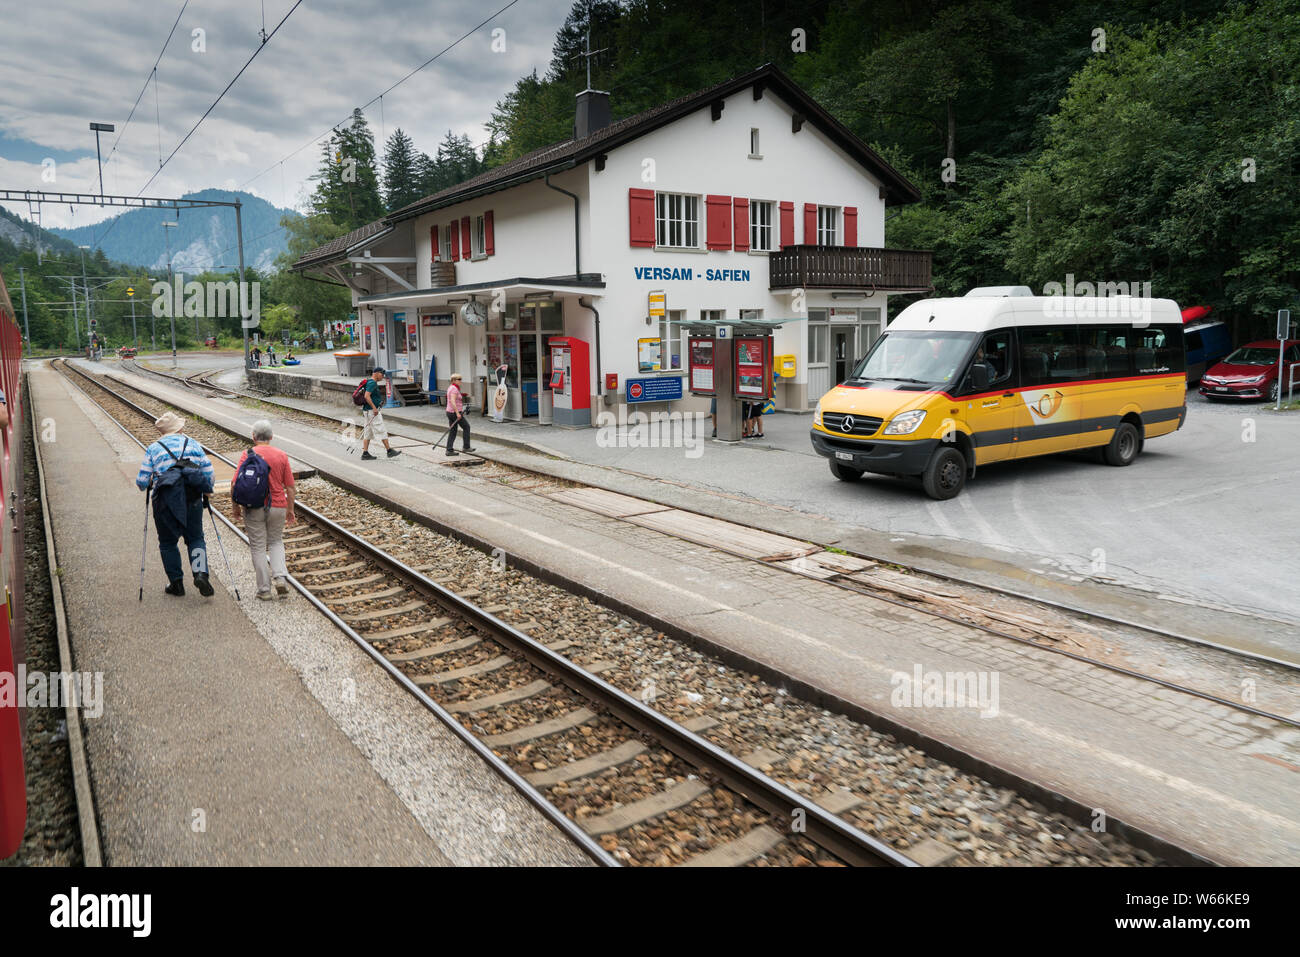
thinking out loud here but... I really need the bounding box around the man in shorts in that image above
[360,367,401,461]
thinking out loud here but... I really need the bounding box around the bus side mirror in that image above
[970,363,991,391]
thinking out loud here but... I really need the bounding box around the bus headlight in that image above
[813,400,823,426]
[884,409,927,435]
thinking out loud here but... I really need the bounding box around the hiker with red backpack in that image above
[229,419,296,601]
[352,367,401,461]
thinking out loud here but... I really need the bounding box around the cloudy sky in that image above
[0,0,574,230]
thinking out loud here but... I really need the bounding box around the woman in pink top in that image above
[444,372,474,457]
[230,419,297,600]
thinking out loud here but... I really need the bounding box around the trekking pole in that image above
[138,480,153,601]
[203,496,241,601]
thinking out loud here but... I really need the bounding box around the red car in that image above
[1200,339,1300,402]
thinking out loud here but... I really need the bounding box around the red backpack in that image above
[352,378,370,407]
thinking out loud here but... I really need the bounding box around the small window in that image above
[472,215,486,257]
[659,310,685,371]
[438,226,451,262]
[750,200,774,251]
[749,128,761,157]
[817,206,839,246]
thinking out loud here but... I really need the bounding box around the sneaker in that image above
[164,579,185,597]
[256,590,275,601]
[386,448,402,458]
[711,429,717,438]
[361,451,377,460]
[445,449,460,457]
[462,447,475,453]
[193,573,214,597]
[273,578,289,596]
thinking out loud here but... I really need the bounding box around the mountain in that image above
[51,189,298,273]
[0,205,80,259]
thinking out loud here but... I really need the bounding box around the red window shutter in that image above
[485,210,495,256]
[779,201,794,249]
[705,194,732,250]
[449,221,459,261]
[430,225,439,261]
[844,206,858,247]
[804,203,817,244]
[460,216,471,260]
[628,188,655,247]
[732,197,749,252]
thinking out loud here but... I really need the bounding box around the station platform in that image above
[90,359,1300,866]
[28,362,590,866]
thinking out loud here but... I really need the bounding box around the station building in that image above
[292,63,931,422]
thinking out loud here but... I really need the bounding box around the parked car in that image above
[1199,340,1300,402]
[204,336,218,348]
[1183,320,1232,384]
[117,346,137,359]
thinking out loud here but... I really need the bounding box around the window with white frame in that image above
[749,128,761,157]
[808,309,829,364]
[750,200,774,251]
[701,309,724,322]
[817,206,839,246]
[438,225,451,262]
[656,192,700,248]
[659,309,685,371]
[472,214,486,257]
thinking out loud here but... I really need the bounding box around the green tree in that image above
[381,128,423,213]
[264,213,351,332]
[310,108,384,230]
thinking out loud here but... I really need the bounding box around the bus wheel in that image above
[922,447,966,500]
[829,460,864,482]
[1103,421,1140,466]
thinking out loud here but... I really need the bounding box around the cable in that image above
[239,0,523,191]
[104,0,191,165]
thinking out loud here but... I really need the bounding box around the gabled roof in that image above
[386,63,921,223]
[293,219,392,270]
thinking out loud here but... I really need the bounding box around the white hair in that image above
[252,419,274,442]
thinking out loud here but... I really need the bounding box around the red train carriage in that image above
[0,270,26,858]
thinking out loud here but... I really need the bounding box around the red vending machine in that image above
[548,336,591,426]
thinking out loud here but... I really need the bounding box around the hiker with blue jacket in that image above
[136,411,216,597]
[230,419,296,601]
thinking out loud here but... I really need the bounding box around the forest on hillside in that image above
[5,0,1296,347]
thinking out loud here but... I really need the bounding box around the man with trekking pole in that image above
[135,411,217,598]
[443,372,474,457]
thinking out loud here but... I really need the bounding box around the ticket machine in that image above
[547,336,591,426]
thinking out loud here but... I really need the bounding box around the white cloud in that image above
[0,0,575,229]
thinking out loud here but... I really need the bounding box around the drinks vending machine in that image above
[547,336,591,426]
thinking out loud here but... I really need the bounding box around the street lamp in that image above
[89,122,115,197]
[162,221,178,364]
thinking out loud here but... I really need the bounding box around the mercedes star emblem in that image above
[842,415,855,432]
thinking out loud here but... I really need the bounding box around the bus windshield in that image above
[848,330,978,386]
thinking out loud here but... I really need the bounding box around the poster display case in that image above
[732,335,773,399]
[688,337,715,395]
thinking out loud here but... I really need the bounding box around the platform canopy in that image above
[668,317,804,334]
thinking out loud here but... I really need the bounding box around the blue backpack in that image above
[231,449,272,508]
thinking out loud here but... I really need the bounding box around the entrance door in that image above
[519,335,539,416]
[832,328,854,384]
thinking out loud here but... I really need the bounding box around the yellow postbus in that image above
[810,295,1187,499]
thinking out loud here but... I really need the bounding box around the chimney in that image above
[574,89,611,139]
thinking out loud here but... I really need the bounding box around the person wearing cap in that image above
[360,367,401,461]
[443,372,474,457]
[136,411,216,597]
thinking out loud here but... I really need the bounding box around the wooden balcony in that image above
[768,245,932,293]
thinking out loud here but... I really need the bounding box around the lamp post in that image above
[162,221,178,365]
[127,284,138,347]
[89,122,115,197]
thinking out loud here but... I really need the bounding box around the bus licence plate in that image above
[835,451,854,461]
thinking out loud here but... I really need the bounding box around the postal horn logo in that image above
[1025,389,1066,420]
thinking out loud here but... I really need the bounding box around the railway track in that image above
[105,357,1300,726]
[55,358,922,867]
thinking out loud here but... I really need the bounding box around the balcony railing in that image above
[768,245,932,292]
